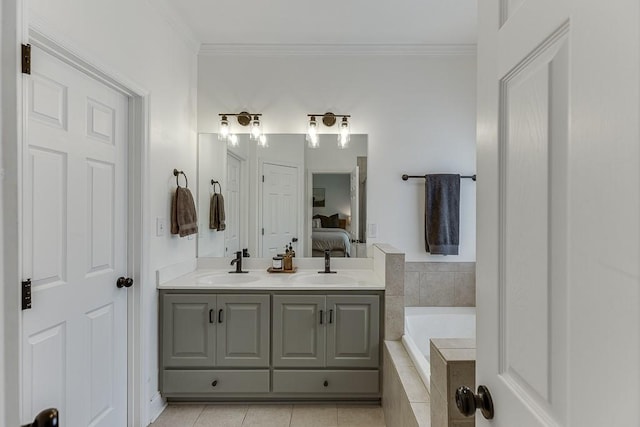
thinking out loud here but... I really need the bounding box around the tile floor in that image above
[151,403,387,427]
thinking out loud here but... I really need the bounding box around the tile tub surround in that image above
[429,339,476,427]
[151,403,387,427]
[404,263,475,307]
[374,245,406,340]
[382,341,430,427]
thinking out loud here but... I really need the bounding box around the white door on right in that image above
[476,1,639,426]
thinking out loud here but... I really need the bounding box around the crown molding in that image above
[146,0,201,54]
[198,43,477,57]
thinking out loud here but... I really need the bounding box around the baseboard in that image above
[148,391,167,424]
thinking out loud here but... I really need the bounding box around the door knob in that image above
[455,385,494,420]
[116,277,133,288]
[21,408,59,427]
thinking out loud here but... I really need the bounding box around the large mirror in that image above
[197,133,367,258]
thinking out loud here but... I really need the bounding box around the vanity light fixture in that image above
[306,116,319,148]
[218,111,264,145]
[218,115,230,140]
[306,112,351,148]
[338,116,350,149]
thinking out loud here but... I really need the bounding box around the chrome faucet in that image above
[229,251,248,273]
[319,249,337,274]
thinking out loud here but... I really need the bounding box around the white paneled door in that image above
[21,45,129,426]
[262,163,298,258]
[476,1,639,426]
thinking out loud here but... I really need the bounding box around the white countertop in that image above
[157,268,385,291]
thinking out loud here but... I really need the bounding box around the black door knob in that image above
[116,277,133,288]
[455,385,494,420]
[211,380,218,387]
[21,408,59,427]
[323,380,329,387]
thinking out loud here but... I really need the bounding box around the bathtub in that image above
[402,307,476,391]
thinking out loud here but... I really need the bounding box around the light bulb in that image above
[258,134,268,148]
[337,117,350,149]
[250,116,261,140]
[338,133,350,149]
[308,117,318,137]
[219,115,230,140]
[307,133,319,148]
[228,134,238,147]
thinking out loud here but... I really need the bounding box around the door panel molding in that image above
[495,22,570,426]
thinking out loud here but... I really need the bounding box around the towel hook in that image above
[211,179,222,194]
[173,169,188,187]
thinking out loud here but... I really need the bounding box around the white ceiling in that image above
[163,0,477,46]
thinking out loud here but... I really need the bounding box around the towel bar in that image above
[402,174,476,182]
[211,179,222,194]
[173,169,188,187]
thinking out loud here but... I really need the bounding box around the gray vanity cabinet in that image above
[326,295,380,368]
[160,290,382,400]
[272,295,326,367]
[273,294,380,369]
[215,294,270,367]
[162,294,216,368]
[162,293,269,369]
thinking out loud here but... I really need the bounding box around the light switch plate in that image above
[368,223,378,238]
[156,217,166,236]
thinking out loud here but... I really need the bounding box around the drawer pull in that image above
[209,309,214,324]
[319,310,324,325]
[211,380,218,387]
[218,309,224,323]
[323,380,329,387]
[329,309,334,324]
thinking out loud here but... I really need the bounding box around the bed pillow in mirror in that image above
[327,213,340,228]
[313,214,329,227]
[312,218,322,228]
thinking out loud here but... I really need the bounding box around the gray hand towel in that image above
[425,174,460,255]
[171,186,198,237]
[209,193,226,231]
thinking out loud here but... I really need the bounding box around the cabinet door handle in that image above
[218,309,224,323]
[323,380,329,387]
[319,310,324,325]
[209,309,214,324]
[329,309,334,324]
[211,380,218,387]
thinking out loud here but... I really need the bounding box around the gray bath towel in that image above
[425,174,460,255]
[171,186,198,237]
[210,193,226,231]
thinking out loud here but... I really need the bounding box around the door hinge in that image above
[262,175,265,183]
[262,228,264,235]
[21,43,31,75]
[22,279,32,310]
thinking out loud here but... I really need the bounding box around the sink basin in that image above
[196,273,260,285]
[292,273,357,286]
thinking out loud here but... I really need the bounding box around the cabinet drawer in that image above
[272,370,379,394]
[163,370,269,394]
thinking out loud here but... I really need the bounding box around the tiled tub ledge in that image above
[382,341,430,427]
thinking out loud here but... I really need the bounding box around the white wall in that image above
[198,53,476,261]
[26,0,198,423]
